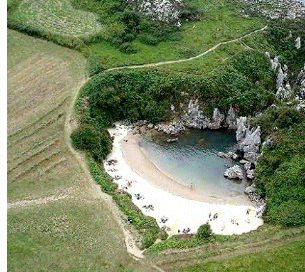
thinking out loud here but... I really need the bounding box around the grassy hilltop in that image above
[7,0,305,271]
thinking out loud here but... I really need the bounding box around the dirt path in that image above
[7,193,73,209]
[64,79,145,260]
[64,25,267,266]
[106,26,267,71]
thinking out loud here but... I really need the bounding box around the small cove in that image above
[139,129,249,200]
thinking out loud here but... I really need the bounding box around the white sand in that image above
[104,123,263,236]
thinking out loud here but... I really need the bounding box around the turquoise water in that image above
[140,129,248,198]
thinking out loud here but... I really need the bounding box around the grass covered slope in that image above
[7,29,150,271]
[179,240,305,272]
[7,0,103,48]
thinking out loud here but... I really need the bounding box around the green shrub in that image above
[196,223,212,241]
[71,125,112,162]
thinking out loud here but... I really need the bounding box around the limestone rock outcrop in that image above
[130,0,182,24]
[155,120,185,134]
[225,105,237,130]
[208,108,225,129]
[245,184,256,195]
[297,63,305,99]
[276,64,292,100]
[236,117,261,163]
[182,99,210,129]
[224,165,244,180]
[295,36,301,49]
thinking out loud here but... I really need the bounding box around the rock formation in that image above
[182,99,210,129]
[224,165,244,180]
[225,105,238,130]
[236,117,261,163]
[297,63,305,99]
[295,36,301,49]
[208,108,225,129]
[276,64,292,100]
[129,0,182,25]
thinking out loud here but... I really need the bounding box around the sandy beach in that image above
[122,131,253,206]
[104,123,264,236]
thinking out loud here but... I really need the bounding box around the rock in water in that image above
[224,165,244,180]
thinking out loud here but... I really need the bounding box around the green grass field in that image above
[7,0,103,47]
[82,0,265,69]
[7,29,152,271]
[180,240,305,272]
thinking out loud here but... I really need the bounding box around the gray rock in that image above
[295,37,301,49]
[236,118,261,163]
[224,165,244,180]
[225,105,237,130]
[297,63,305,99]
[246,169,255,180]
[182,99,210,129]
[217,152,227,158]
[240,159,249,165]
[166,138,178,143]
[275,63,292,100]
[276,84,292,100]
[131,0,182,24]
[236,117,248,143]
[244,161,252,171]
[208,108,225,129]
[256,203,266,219]
[245,184,256,194]
[155,121,185,135]
[271,56,280,71]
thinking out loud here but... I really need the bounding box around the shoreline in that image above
[104,123,264,236]
[122,130,253,206]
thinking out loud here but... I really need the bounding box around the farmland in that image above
[7,29,151,271]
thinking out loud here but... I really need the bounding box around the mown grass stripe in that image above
[9,150,62,183]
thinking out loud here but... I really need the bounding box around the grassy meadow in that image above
[7,29,152,271]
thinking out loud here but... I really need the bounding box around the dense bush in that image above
[255,110,305,227]
[196,223,212,240]
[71,125,112,162]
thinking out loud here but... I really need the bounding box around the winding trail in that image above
[64,25,267,268]
[106,25,267,71]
